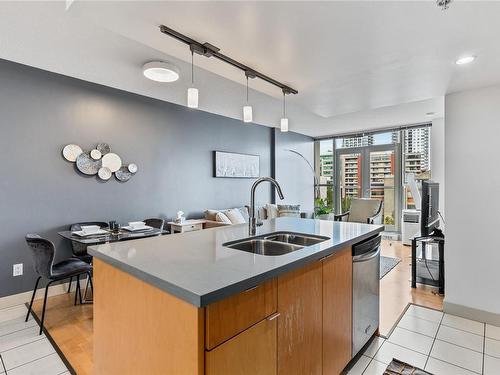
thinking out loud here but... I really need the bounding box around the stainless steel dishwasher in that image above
[352,235,381,357]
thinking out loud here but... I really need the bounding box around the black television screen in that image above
[421,180,440,236]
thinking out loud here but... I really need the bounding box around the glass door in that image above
[335,144,401,231]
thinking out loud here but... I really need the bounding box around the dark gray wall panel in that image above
[275,130,315,213]
[0,59,280,297]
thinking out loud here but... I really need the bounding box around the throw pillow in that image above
[215,212,232,224]
[237,206,250,222]
[278,204,301,218]
[224,208,246,224]
[265,203,279,219]
[204,209,220,221]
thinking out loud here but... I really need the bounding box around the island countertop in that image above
[88,217,383,307]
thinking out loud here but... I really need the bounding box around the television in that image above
[421,180,440,237]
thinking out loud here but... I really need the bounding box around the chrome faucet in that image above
[249,177,285,235]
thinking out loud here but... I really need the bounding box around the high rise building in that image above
[319,154,333,184]
[404,127,430,171]
[369,151,395,199]
[341,135,374,148]
[340,154,361,199]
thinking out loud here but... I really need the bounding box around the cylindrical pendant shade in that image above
[280,118,289,132]
[187,87,199,108]
[243,105,253,123]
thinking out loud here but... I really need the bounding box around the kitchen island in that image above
[88,217,383,375]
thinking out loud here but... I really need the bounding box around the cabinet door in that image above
[277,261,323,375]
[206,317,277,375]
[206,278,277,349]
[323,247,352,374]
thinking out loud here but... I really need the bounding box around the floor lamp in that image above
[285,149,320,202]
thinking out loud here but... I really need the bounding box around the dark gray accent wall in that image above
[0,59,287,298]
[275,130,315,213]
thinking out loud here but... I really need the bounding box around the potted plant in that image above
[314,198,333,220]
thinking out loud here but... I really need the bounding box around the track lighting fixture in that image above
[159,25,298,122]
[280,90,289,132]
[187,49,199,109]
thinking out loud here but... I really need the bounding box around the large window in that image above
[315,124,431,230]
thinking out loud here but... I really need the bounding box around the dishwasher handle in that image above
[353,247,380,262]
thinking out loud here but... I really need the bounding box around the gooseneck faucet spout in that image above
[250,177,285,235]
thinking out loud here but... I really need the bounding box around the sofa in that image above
[204,204,310,227]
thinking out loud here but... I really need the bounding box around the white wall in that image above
[445,85,500,315]
[431,117,445,222]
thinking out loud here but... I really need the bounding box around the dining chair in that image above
[67,221,107,294]
[25,234,93,334]
[144,218,165,231]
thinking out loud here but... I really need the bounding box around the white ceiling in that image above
[1,1,499,137]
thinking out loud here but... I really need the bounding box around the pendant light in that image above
[243,72,253,123]
[280,90,289,132]
[187,50,199,108]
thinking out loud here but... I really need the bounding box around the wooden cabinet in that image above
[205,278,277,349]
[206,317,277,375]
[94,247,357,375]
[277,261,323,375]
[322,247,353,375]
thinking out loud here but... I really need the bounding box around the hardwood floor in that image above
[29,239,442,374]
[379,239,443,336]
[31,289,93,375]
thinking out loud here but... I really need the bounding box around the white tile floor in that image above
[0,304,68,375]
[349,304,500,375]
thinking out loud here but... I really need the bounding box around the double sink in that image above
[223,231,330,256]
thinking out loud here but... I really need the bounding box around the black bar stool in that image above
[25,234,93,335]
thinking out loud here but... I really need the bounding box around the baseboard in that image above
[0,279,85,310]
[444,301,500,326]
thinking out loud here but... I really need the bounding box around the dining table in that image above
[58,227,168,245]
[58,226,168,304]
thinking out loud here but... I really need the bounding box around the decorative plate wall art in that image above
[62,143,138,182]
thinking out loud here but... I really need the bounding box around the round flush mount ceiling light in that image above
[455,56,476,65]
[143,61,180,82]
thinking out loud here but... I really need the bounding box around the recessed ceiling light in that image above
[426,112,436,117]
[455,56,476,65]
[143,61,180,82]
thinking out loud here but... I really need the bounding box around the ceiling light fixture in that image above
[280,90,290,132]
[143,61,180,82]
[187,50,199,108]
[243,71,255,123]
[455,55,476,65]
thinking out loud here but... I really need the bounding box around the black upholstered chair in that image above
[67,221,107,293]
[144,218,165,231]
[25,234,93,335]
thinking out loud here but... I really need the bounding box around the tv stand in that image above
[411,231,445,295]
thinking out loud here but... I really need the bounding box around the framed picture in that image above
[213,151,260,178]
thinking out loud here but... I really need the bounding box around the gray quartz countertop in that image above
[88,217,383,307]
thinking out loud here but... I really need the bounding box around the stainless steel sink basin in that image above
[224,231,329,256]
[263,232,329,246]
[226,239,303,256]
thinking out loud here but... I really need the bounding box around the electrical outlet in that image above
[13,263,23,277]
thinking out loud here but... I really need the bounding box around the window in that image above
[316,139,334,211]
[335,131,396,149]
[402,126,431,209]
